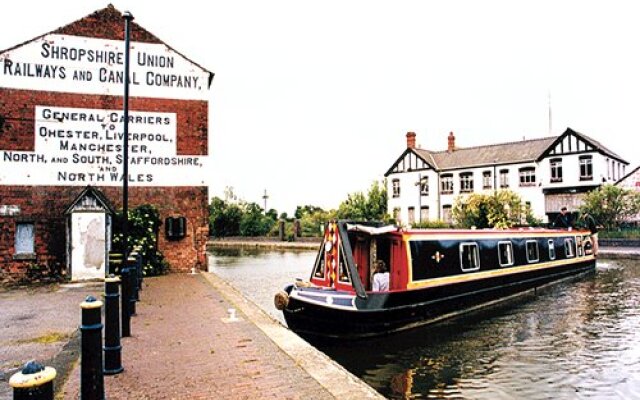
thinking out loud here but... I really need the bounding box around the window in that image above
[441,174,453,194]
[607,158,611,180]
[393,207,401,223]
[550,158,563,182]
[519,167,536,187]
[420,176,429,196]
[498,241,514,267]
[15,223,35,254]
[420,206,429,222]
[579,156,593,180]
[499,169,509,188]
[460,243,480,272]
[313,248,326,278]
[548,239,556,260]
[483,171,492,189]
[577,236,583,256]
[338,244,351,283]
[408,207,415,225]
[565,238,575,258]
[526,240,539,263]
[392,179,400,198]
[460,172,474,193]
[442,205,452,224]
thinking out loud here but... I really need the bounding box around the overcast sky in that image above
[2,1,639,215]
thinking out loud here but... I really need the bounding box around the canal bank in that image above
[59,272,382,399]
[208,237,320,251]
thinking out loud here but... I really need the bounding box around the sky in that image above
[2,1,640,215]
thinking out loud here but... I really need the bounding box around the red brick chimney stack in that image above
[447,131,455,152]
[406,132,416,149]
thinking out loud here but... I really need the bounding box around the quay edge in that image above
[200,271,384,400]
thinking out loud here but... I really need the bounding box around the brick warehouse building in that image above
[0,5,213,283]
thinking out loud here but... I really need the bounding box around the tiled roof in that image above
[414,136,556,170]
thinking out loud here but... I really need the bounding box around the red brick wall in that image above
[0,88,207,154]
[0,186,209,283]
[0,5,211,284]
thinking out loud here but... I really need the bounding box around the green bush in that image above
[579,184,640,231]
[411,220,453,229]
[112,204,168,276]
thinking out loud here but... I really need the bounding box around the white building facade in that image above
[386,129,628,226]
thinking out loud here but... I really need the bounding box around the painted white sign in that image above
[0,106,207,186]
[0,34,210,100]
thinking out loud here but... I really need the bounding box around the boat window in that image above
[338,243,351,283]
[548,239,556,260]
[460,243,480,272]
[498,241,514,267]
[313,257,325,279]
[565,238,575,258]
[576,236,583,256]
[526,240,539,263]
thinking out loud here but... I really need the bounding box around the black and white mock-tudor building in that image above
[385,128,629,225]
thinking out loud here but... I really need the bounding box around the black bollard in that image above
[121,268,132,337]
[108,252,123,275]
[103,276,123,375]
[9,361,56,400]
[80,296,104,400]
[127,255,140,302]
[133,246,143,289]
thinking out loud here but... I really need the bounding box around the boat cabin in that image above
[309,221,594,298]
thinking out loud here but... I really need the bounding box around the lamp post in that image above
[122,11,134,259]
[493,159,498,195]
[415,173,422,224]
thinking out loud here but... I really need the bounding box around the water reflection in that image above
[317,260,640,399]
[207,249,640,399]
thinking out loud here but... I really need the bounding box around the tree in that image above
[210,197,278,237]
[296,206,336,237]
[209,196,242,237]
[239,202,275,236]
[452,190,536,229]
[579,184,640,230]
[336,180,389,221]
[295,205,324,219]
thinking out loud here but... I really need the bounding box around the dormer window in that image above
[579,156,593,181]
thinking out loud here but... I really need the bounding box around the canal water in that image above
[208,248,640,399]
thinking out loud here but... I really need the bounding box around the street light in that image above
[121,11,134,259]
[415,173,422,224]
[493,159,498,195]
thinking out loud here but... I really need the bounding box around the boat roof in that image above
[345,223,588,237]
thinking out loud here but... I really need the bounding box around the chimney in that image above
[406,132,416,149]
[447,131,456,152]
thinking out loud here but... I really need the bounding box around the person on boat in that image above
[580,211,599,256]
[372,260,389,292]
[553,206,573,229]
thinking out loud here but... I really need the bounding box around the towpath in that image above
[59,272,382,399]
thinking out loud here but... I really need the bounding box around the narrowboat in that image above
[274,220,596,339]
